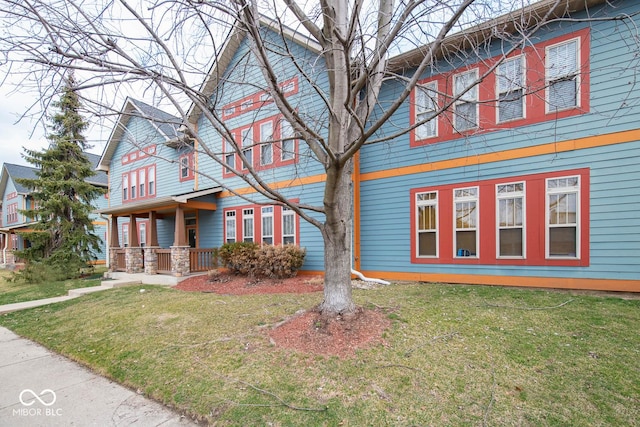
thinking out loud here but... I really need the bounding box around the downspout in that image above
[350,152,390,285]
[100,214,110,270]
[0,231,7,265]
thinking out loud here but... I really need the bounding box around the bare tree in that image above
[0,0,625,315]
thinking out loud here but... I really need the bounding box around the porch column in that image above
[108,215,119,272]
[171,205,190,276]
[125,215,143,273]
[5,231,15,265]
[144,211,159,275]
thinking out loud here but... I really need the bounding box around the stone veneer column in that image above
[125,247,144,273]
[108,249,119,272]
[144,247,159,275]
[170,246,190,277]
[5,250,15,265]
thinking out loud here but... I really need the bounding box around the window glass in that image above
[261,206,274,244]
[497,56,524,122]
[282,207,295,244]
[225,211,236,243]
[243,208,254,242]
[497,182,524,257]
[547,176,579,257]
[416,191,437,257]
[454,69,479,131]
[547,39,579,111]
[260,121,273,165]
[415,82,438,139]
[454,187,478,256]
[280,119,296,161]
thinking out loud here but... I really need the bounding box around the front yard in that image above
[0,280,638,425]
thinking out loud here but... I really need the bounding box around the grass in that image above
[0,268,105,305]
[0,282,638,426]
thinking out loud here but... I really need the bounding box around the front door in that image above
[186,217,197,248]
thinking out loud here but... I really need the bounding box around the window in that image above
[282,207,296,244]
[497,182,525,257]
[415,82,438,139]
[180,156,189,178]
[130,172,137,199]
[241,128,253,170]
[280,119,296,161]
[122,174,128,201]
[122,224,129,247]
[7,203,18,224]
[261,206,274,244]
[497,56,525,122]
[547,176,579,258]
[546,38,579,111]
[243,208,254,242]
[148,166,155,195]
[454,187,478,257]
[139,222,147,247]
[139,169,146,198]
[225,211,236,243]
[416,192,437,257]
[260,121,273,166]
[454,69,479,131]
[224,140,235,173]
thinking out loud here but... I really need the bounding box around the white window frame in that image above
[260,121,274,166]
[280,119,296,161]
[497,56,525,123]
[545,37,580,113]
[416,191,438,258]
[139,168,146,198]
[139,222,147,247]
[545,175,580,259]
[225,211,236,243]
[415,81,438,139]
[453,186,479,257]
[122,223,129,248]
[496,182,525,258]
[180,156,189,178]
[261,206,274,244]
[130,171,137,199]
[282,207,296,245]
[122,174,129,201]
[242,208,254,242]
[453,69,479,132]
[148,166,155,195]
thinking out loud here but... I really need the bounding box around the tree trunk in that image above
[319,161,355,315]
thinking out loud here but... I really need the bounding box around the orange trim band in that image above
[361,270,640,293]
[362,128,640,182]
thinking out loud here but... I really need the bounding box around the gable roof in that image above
[97,97,185,171]
[0,163,39,196]
[187,15,322,124]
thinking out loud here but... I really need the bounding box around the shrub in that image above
[217,242,306,278]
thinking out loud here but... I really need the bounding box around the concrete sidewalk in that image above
[0,327,196,426]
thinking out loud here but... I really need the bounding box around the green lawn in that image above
[0,269,104,305]
[0,282,638,426]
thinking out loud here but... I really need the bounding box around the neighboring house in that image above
[0,155,109,266]
[99,0,640,292]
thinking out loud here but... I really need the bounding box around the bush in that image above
[217,242,306,279]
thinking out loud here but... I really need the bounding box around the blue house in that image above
[99,0,640,292]
[0,155,109,266]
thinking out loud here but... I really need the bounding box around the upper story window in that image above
[416,191,438,257]
[241,128,253,171]
[6,203,18,224]
[122,144,156,165]
[453,69,479,132]
[123,174,129,201]
[221,77,299,120]
[121,165,156,203]
[224,140,235,174]
[260,121,274,166]
[546,38,580,112]
[179,152,194,181]
[497,56,525,122]
[415,82,438,139]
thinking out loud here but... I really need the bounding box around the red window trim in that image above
[6,191,17,200]
[410,168,589,267]
[410,28,590,147]
[122,164,156,203]
[179,152,195,182]
[121,144,157,165]
[6,202,18,224]
[223,200,300,246]
[222,114,298,178]
[221,77,299,120]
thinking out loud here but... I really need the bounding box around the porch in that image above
[100,188,221,277]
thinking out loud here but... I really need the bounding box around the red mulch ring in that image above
[174,271,323,295]
[174,272,391,358]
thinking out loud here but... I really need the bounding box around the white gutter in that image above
[0,231,7,265]
[100,214,110,269]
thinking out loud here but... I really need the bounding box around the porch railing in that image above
[157,249,172,274]
[115,249,126,271]
[190,248,215,272]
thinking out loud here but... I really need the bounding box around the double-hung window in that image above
[225,211,236,243]
[497,56,525,122]
[180,156,189,179]
[130,172,137,199]
[224,140,235,173]
[415,82,438,139]
[416,191,438,257]
[280,119,296,161]
[454,69,479,131]
[139,222,147,247]
[454,187,478,257]
[282,207,296,244]
[148,166,155,195]
[546,176,579,258]
[546,38,579,111]
[260,121,273,166]
[241,128,253,170]
[497,182,525,257]
[139,169,146,198]
[122,174,129,201]
[261,206,274,244]
[243,208,254,242]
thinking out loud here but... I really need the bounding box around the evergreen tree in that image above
[15,74,106,281]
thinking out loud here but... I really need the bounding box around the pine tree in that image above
[15,74,106,281]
